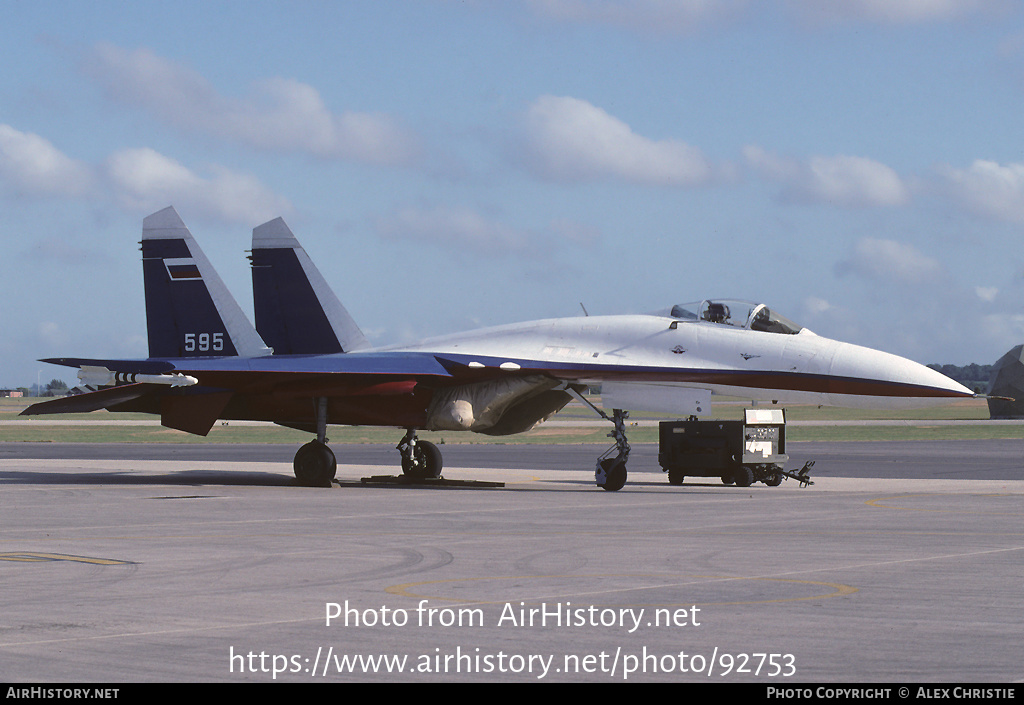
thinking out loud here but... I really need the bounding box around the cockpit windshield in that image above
[667,300,803,335]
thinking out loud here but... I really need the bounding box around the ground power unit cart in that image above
[658,409,813,487]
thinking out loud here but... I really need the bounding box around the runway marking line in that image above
[0,552,134,565]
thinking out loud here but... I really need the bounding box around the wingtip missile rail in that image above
[78,366,199,389]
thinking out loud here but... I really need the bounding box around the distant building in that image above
[0,389,24,398]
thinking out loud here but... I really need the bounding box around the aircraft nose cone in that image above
[828,343,974,408]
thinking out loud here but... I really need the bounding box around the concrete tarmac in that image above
[1,440,1022,683]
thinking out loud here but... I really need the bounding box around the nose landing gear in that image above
[561,386,634,492]
[593,408,632,492]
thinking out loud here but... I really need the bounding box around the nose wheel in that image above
[596,455,628,492]
[594,408,631,492]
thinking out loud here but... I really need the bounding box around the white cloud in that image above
[528,0,1008,32]
[526,0,749,33]
[786,0,1010,25]
[803,296,832,315]
[835,237,945,285]
[375,206,535,255]
[104,148,291,224]
[522,95,715,186]
[85,43,420,166]
[936,160,1024,225]
[975,286,999,302]
[744,146,910,207]
[0,124,92,197]
[0,123,289,225]
[374,205,599,257]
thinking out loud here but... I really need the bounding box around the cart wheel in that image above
[765,472,782,487]
[721,474,735,485]
[734,466,754,488]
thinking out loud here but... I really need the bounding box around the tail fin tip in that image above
[252,216,300,249]
[142,206,188,238]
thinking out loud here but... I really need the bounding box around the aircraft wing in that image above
[21,382,154,415]
[22,352,463,435]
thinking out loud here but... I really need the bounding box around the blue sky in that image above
[3,0,1024,388]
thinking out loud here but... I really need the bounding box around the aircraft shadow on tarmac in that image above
[0,463,809,491]
[0,468,297,487]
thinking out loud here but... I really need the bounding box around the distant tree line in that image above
[927,363,993,393]
[4,379,70,397]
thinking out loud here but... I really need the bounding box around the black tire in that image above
[721,474,735,485]
[765,472,783,487]
[734,466,754,488]
[667,467,685,486]
[293,440,337,487]
[599,458,627,492]
[402,439,443,479]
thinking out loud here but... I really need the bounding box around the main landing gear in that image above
[293,397,337,487]
[293,432,444,487]
[291,402,444,487]
[294,439,337,487]
[397,428,443,480]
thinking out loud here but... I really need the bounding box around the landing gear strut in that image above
[293,397,337,487]
[562,387,633,492]
[595,409,631,492]
[397,428,443,479]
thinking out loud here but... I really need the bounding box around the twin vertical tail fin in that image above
[142,206,362,359]
[250,217,369,355]
[142,206,271,358]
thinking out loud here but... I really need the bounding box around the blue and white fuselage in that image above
[382,305,971,412]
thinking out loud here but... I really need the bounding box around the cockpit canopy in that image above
[665,300,804,335]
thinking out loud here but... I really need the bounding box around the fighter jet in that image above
[24,207,974,491]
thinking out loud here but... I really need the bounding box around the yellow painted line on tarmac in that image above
[866,493,1022,514]
[0,552,134,565]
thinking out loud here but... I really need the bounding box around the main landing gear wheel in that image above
[294,396,336,487]
[397,430,443,479]
[667,467,685,486]
[293,440,337,487]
